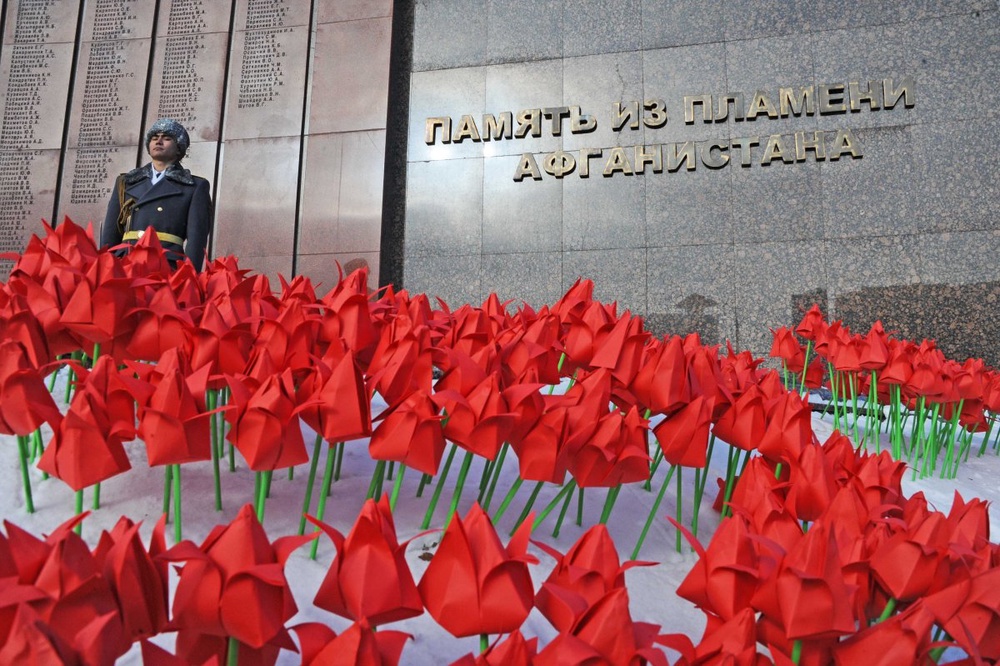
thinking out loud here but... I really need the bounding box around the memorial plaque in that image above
[0,1,79,274]
[223,0,309,139]
[214,0,309,280]
[58,0,155,228]
[148,0,234,143]
[3,0,79,44]
[0,149,61,250]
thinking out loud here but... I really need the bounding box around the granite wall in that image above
[398,0,1000,363]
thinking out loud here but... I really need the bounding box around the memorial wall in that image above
[0,0,393,288]
[400,1,1000,364]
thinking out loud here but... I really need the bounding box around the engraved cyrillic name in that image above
[237,0,293,109]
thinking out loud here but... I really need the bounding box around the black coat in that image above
[101,162,213,271]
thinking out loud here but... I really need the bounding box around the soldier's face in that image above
[148,133,181,163]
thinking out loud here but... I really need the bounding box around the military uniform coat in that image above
[101,162,213,271]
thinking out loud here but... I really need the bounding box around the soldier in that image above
[101,118,212,271]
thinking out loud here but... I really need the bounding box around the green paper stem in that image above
[598,484,622,525]
[288,466,294,481]
[16,435,34,513]
[721,446,738,519]
[416,473,432,498]
[480,633,488,654]
[310,443,339,560]
[630,464,676,560]
[477,457,494,498]
[173,464,182,542]
[481,443,508,510]
[47,366,59,392]
[510,480,544,535]
[547,352,567,395]
[551,481,577,538]
[422,443,459,529]
[446,451,476,528]
[209,390,222,511]
[334,439,346,482]
[791,639,802,665]
[31,429,44,465]
[299,435,324,535]
[163,465,173,519]
[227,637,240,666]
[255,470,272,521]
[878,597,897,623]
[576,486,585,526]
[675,466,683,553]
[387,461,395,482]
[93,483,101,510]
[532,480,577,531]
[941,401,962,479]
[74,490,83,535]
[798,340,812,397]
[691,435,716,538]
[367,460,387,501]
[492,477,523,523]
[389,463,407,511]
[229,441,236,473]
[643,448,664,492]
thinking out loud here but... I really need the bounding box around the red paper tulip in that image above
[534,524,652,632]
[225,369,309,471]
[161,504,314,650]
[36,360,136,491]
[869,511,951,603]
[566,405,650,488]
[784,444,837,523]
[137,356,216,466]
[795,304,827,341]
[712,385,767,451]
[298,349,373,443]
[631,335,691,416]
[536,588,669,666]
[434,373,515,461]
[497,311,563,385]
[770,325,805,369]
[316,266,378,363]
[449,630,538,666]
[0,340,63,436]
[675,514,763,623]
[368,390,446,476]
[923,567,1000,661]
[293,620,409,666]
[832,603,936,666]
[418,503,537,637]
[751,522,857,641]
[91,516,169,643]
[653,394,714,468]
[126,285,196,361]
[757,392,813,465]
[59,252,137,353]
[367,315,434,407]
[308,496,423,626]
[511,399,573,484]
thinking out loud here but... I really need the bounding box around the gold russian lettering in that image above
[684,95,713,123]
[514,153,542,181]
[603,147,634,176]
[644,99,668,128]
[482,112,513,141]
[634,144,662,173]
[515,109,542,138]
[779,86,814,116]
[425,116,451,145]
[827,128,862,160]
[612,101,640,131]
[818,84,847,114]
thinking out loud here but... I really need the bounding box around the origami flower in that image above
[225,369,309,471]
[297,349,373,444]
[751,522,857,641]
[368,390,446,476]
[92,516,170,643]
[160,504,314,650]
[448,631,537,666]
[653,394,714,468]
[137,354,216,466]
[832,603,936,666]
[126,284,197,362]
[308,496,423,626]
[367,315,434,408]
[631,335,691,416]
[565,405,650,488]
[418,503,537,638]
[533,524,651,632]
[756,392,813,465]
[58,252,137,355]
[433,374,515,461]
[0,340,63,436]
[535,588,669,666]
[293,620,409,666]
[36,359,137,491]
[711,385,766,452]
